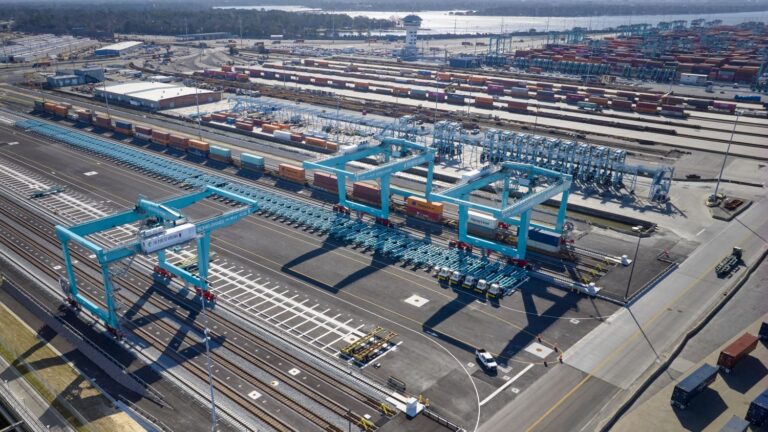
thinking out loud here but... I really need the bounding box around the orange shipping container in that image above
[261,124,278,133]
[405,196,444,214]
[325,142,339,152]
[278,163,305,183]
[305,137,327,148]
[188,140,209,152]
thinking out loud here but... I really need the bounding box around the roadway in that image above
[479,192,768,431]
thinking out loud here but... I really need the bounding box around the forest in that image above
[0,2,394,38]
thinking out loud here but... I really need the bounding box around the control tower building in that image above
[402,15,422,58]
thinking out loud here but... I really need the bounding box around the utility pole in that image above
[710,110,741,205]
[623,226,643,301]
[199,288,218,432]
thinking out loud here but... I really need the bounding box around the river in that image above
[215,7,768,35]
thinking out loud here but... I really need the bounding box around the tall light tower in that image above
[402,15,422,58]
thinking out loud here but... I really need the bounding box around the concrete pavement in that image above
[480,194,768,431]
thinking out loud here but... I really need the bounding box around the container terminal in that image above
[0,11,767,432]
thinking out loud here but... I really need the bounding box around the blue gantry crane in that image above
[55,185,258,333]
[429,162,572,259]
[302,137,436,221]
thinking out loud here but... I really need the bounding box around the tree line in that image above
[0,2,395,38]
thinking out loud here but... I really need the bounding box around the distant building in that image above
[94,41,143,57]
[176,32,231,41]
[398,15,422,60]
[47,74,82,88]
[46,67,105,88]
[402,15,422,54]
[94,81,221,111]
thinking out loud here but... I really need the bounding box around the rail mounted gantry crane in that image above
[429,162,572,260]
[302,137,436,222]
[55,185,259,334]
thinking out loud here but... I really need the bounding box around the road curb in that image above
[597,245,768,431]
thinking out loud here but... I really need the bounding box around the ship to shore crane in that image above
[55,185,259,333]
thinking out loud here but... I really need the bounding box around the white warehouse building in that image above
[95,41,143,57]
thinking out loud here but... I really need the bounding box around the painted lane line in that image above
[696,228,706,236]
[479,363,535,407]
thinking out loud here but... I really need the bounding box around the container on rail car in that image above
[313,172,339,193]
[140,223,197,254]
[405,196,443,222]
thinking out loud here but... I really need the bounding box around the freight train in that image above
[33,99,262,168]
[196,63,768,124]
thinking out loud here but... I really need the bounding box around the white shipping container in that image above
[273,130,292,141]
[467,211,497,229]
[680,73,708,86]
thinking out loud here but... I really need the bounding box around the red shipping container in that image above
[718,333,758,372]
[313,172,338,193]
[352,182,381,205]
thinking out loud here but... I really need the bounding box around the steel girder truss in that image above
[227,96,429,144]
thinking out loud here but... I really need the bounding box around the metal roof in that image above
[97,41,142,52]
[97,81,217,103]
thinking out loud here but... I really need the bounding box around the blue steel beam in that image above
[56,185,259,332]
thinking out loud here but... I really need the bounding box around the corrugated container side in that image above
[746,388,768,425]
[717,333,758,371]
[273,130,292,141]
[135,125,152,135]
[313,172,338,193]
[241,153,264,169]
[278,163,305,182]
[235,122,253,131]
[352,182,381,204]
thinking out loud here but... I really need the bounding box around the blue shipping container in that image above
[209,145,231,158]
[734,95,761,102]
[225,117,236,125]
[447,94,465,105]
[115,120,132,130]
[671,364,718,409]
[241,153,264,169]
[524,228,561,246]
[746,388,768,426]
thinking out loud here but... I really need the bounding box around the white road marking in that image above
[696,228,706,236]
[479,363,534,406]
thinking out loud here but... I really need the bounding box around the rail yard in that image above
[0,11,767,432]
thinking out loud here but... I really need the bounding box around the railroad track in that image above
[0,191,381,432]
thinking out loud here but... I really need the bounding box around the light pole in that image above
[624,225,643,301]
[710,110,741,205]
